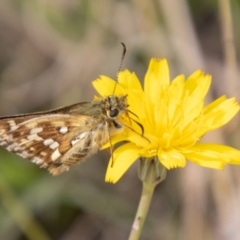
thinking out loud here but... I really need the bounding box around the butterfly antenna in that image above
[113,42,127,94]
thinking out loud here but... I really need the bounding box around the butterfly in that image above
[0,95,129,175]
[0,43,134,175]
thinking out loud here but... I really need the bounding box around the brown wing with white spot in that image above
[0,112,106,175]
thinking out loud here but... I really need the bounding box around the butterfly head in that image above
[101,95,128,119]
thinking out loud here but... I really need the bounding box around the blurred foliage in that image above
[0,0,240,239]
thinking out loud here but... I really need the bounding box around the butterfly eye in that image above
[109,108,119,117]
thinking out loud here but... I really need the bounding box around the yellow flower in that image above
[93,59,240,183]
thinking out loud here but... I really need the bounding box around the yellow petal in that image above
[105,143,140,183]
[181,71,211,127]
[118,70,142,91]
[185,70,211,96]
[92,76,124,96]
[144,59,170,103]
[129,92,145,118]
[101,133,128,149]
[158,149,186,169]
[203,95,227,111]
[202,97,240,131]
[182,143,240,169]
[126,134,146,148]
[167,74,185,121]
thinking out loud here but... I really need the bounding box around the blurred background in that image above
[0,0,240,239]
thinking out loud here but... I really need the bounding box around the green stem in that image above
[128,182,155,240]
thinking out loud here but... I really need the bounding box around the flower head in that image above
[93,59,240,183]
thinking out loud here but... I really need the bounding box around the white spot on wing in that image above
[20,138,27,144]
[0,140,7,146]
[40,151,47,156]
[43,139,54,146]
[49,141,59,150]
[71,139,79,146]
[71,132,88,146]
[19,151,30,158]
[25,122,38,129]
[8,120,17,131]
[30,127,43,134]
[0,129,5,135]
[40,163,48,168]
[27,134,43,141]
[14,146,21,152]
[7,143,18,151]
[51,148,61,161]
[59,127,68,134]
[32,157,43,164]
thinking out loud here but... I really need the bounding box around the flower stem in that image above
[128,182,155,240]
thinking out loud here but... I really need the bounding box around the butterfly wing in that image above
[0,102,109,175]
